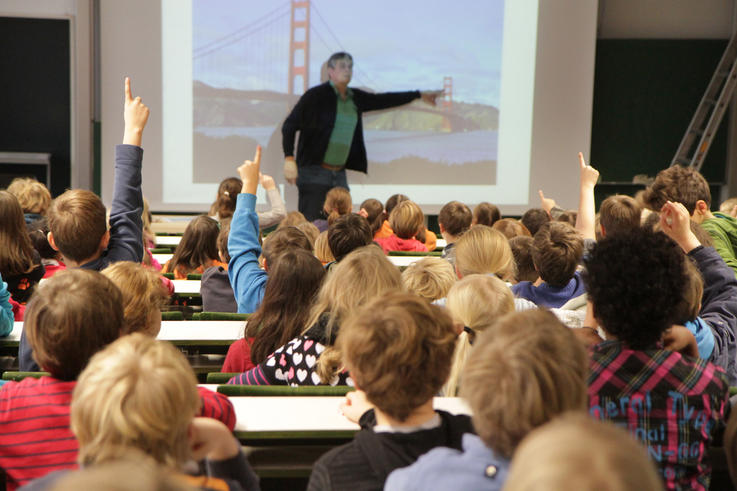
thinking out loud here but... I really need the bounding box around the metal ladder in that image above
[671,35,737,172]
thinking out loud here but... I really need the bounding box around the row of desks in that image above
[154,254,429,270]
[155,235,447,250]
[0,321,244,349]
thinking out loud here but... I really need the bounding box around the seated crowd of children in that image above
[4,80,737,491]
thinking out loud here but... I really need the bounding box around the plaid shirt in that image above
[588,340,729,491]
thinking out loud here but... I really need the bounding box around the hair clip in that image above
[223,191,230,196]
[463,325,476,344]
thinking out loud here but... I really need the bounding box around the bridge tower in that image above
[289,0,311,95]
[443,76,453,111]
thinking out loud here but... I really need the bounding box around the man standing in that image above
[282,52,440,221]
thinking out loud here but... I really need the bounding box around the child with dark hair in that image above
[599,194,642,237]
[18,77,148,372]
[228,147,313,313]
[643,164,737,274]
[201,219,238,313]
[222,249,325,373]
[438,200,472,264]
[0,270,123,490]
[584,203,730,489]
[520,208,550,236]
[0,191,45,303]
[308,293,472,491]
[209,177,241,221]
[472,202,501,227]
[210,173,285,228]
[327,213,373,264]
[511,221,585,308]
[492,218,531,240]
[508,236,537,283]
[162,215,225,279]
[358,198,385,237]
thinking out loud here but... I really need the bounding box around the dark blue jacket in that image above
[690,245,737,385]
[19,144,144,371]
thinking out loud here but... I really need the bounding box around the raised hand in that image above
[660,201,700,253]
[539,189,557,216]
[123,77,150,146]
[259,172,277,191]
[420,90,443,106]
[579,152,599,189]
[238,146,262,195]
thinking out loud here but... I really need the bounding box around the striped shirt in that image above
[588,340,729,490]
[0,377,236,490]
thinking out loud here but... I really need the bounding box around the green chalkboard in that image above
[591,39,729,186]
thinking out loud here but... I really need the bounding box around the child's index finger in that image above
[124,77,132,102]
[578,151,586,168]
[254,145,262,166]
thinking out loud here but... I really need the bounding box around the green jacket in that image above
[702,212,737,277]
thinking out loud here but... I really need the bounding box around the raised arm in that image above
[258,173,287,229]
[576,152,599,240]
[228,146,268,313]
[356,89,422,112]
[108,77,148,264]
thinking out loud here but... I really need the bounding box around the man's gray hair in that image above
[327,52,353,68]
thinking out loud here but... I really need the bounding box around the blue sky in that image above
[193,0,504,106]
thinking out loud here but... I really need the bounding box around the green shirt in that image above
[702,211,737,277]
[322,82,358,168]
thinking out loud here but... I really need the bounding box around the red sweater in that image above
[375,235,428,254]
[222,338,256,373]
[0,377,235,490]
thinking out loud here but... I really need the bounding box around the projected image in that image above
[192,0,503,186]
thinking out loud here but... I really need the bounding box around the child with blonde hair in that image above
[454,225,515,281]
[505,414,663,491]
[101,261,170,336]
[24,333,258,490]
[443,274,515,396]
[401,256,456,303]
[6,177,52,224]
[314,230,335,264]
[309,293,470,490]
[386,309,589,491]
[228,245,402,386]
[376,200,428,253]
